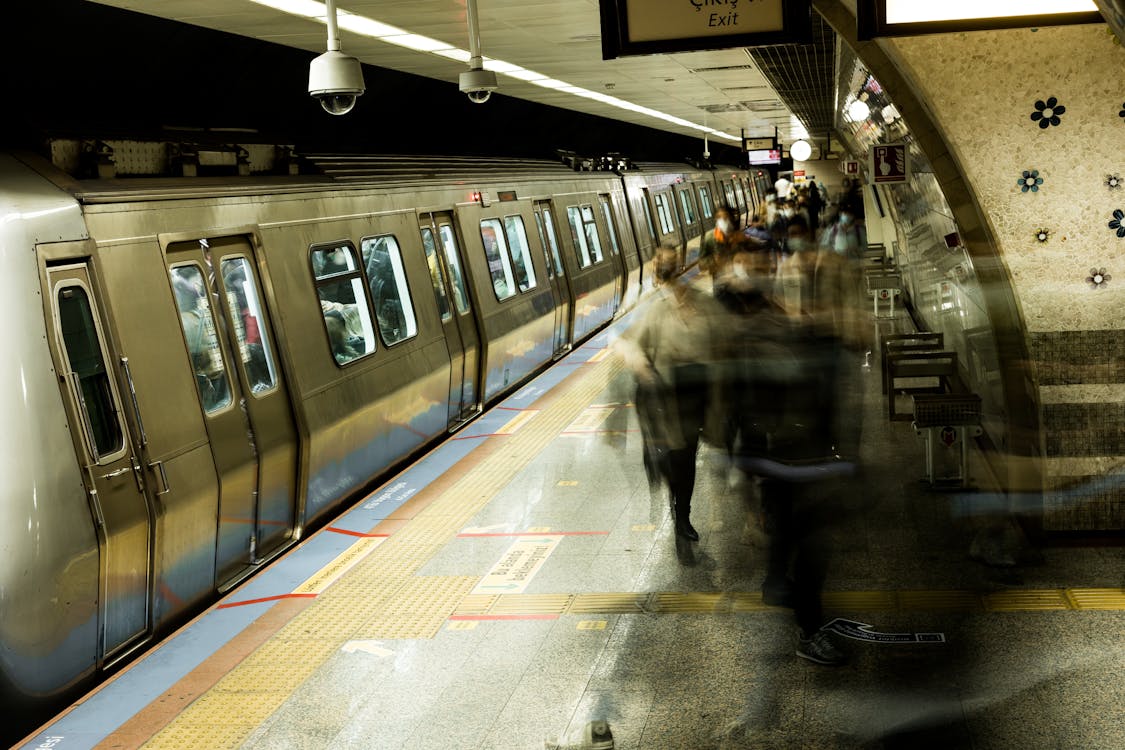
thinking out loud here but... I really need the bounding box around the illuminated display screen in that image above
[884,0,1097,23]
[747,149,781,166]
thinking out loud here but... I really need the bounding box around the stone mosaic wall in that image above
[883,25,1125,529]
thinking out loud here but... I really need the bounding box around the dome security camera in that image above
[309,50,365,115]
[459,67,498,105]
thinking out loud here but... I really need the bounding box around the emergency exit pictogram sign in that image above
[871,142,908,183]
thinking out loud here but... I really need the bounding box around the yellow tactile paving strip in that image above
[451,588,1125,618]
[142,353,626,749]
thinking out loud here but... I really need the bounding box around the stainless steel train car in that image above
[0,144,760,733]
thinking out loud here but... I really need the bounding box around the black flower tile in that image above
[1119,101,1125,118]
[1018,169,1044,192]
[1108,175,1122,191]
[1086,267,1111,289]
[1111,209,1125,238]
[1035,228,1050,243]
[1030,96,1065,128]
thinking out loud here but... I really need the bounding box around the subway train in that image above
[0,142,768,726]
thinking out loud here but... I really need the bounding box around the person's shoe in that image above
[675,519,699,541]
[796,630,846,666]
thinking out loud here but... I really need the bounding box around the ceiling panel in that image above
[87,0,831,146]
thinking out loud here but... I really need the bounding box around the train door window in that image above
[640,189,658,242]
[218,257,278,394]
[653,192,674,234]
[535,206,565,277]
[722,181,736,211]
[171,264,235,412]
[438,224,470,314]
[698,185,714,219]
[55,282,126,458]
[566,206,592,268]
[734,180,748,212]
[502,216,538,292]
[598,195,621,256]
[480,218,517,300]
[420,227,453,322]
[361,235,418,346]
[310,243,377,365]
[677,188,697,226]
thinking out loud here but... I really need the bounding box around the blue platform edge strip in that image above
[24,320,629,750]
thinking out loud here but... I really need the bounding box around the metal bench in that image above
[881,332,944,395]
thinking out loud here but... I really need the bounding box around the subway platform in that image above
[22,294,1125,750]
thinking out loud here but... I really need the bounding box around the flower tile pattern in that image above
[1019,169,1044,192]
[1086,267,1111,288]
[1030,96,1066,128]
[1111,209,1125,238]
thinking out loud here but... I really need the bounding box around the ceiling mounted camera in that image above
[459,66,498,105]
[309,0,365,116]
[309,50,365,115]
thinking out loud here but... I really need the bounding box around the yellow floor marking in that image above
[447,620,479,631]
[292,536,383,595]
[631,524,656,532]
[577,620,608,630]
[588,348,609,362]
[495,408,539,434]
[563,405,613,433]
[144,355,625,749]
[557,480,579,486]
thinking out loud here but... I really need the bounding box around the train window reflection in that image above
[310,243,377,365]
[56,284,125,458]
[171,264,234,412]
[421,228,452,322]
[219,257,277,394]
[481,218,517,300]
[653,192,674,235]
[581,205,604,263]
[533,211,554,280]
[438,224,470,315]
[540,207,565,276]
[567,206,592,268]
[599,196,621,256]
[502,215,537,292]
[677,189,697,226]
[699,185,714,219]
[361,235,418,346]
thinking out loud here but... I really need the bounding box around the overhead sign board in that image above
[748,149,781,166]
[743,136,777,151]
[600,0,812,59]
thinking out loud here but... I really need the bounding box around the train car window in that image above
[653,192,674,235]
[580,205,604,263]
[310,243,377,365]
[171,264,235,411]
[566,206,592,268]
[535,207,565,277]
[532,212,553,280]
[502,216,538,292]
[698,185,715,219]
[437,224,470,314]
[480,218,517,300]
[640,189,658,242]
[361,235,419,346]
[677,189,697,226]
[722,181,736,211]
[598,196,621,256]
[218,257,278,395]
[734,180,748,211]
[420,228,453,322]
[56,283,125,457]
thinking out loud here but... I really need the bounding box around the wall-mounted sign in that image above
[748,149,781,166]
[600,0,812,59]
[843,160,860,175]
[870,143,908,184]
[857,0,1102,39]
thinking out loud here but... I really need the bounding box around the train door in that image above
[420,211,481,422]
[598,194,626,310]
[166,235,297,585]
[534,200,572,357]
[46,260,153,661]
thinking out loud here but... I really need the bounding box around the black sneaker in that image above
[796,630,846,666]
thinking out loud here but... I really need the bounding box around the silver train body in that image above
[0,149,765,726]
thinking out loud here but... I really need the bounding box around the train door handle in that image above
[99,467,131,479]
[148,460,172,496]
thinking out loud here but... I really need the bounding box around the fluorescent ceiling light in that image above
[335,14,404,37]
[432,48,472,62]
[380,34,454,52]
[481,58,523,73]
[248,0,323,18]
[884,0,1097,23]
[504,69,549,82]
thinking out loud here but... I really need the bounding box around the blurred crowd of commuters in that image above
[616,177,869,665]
